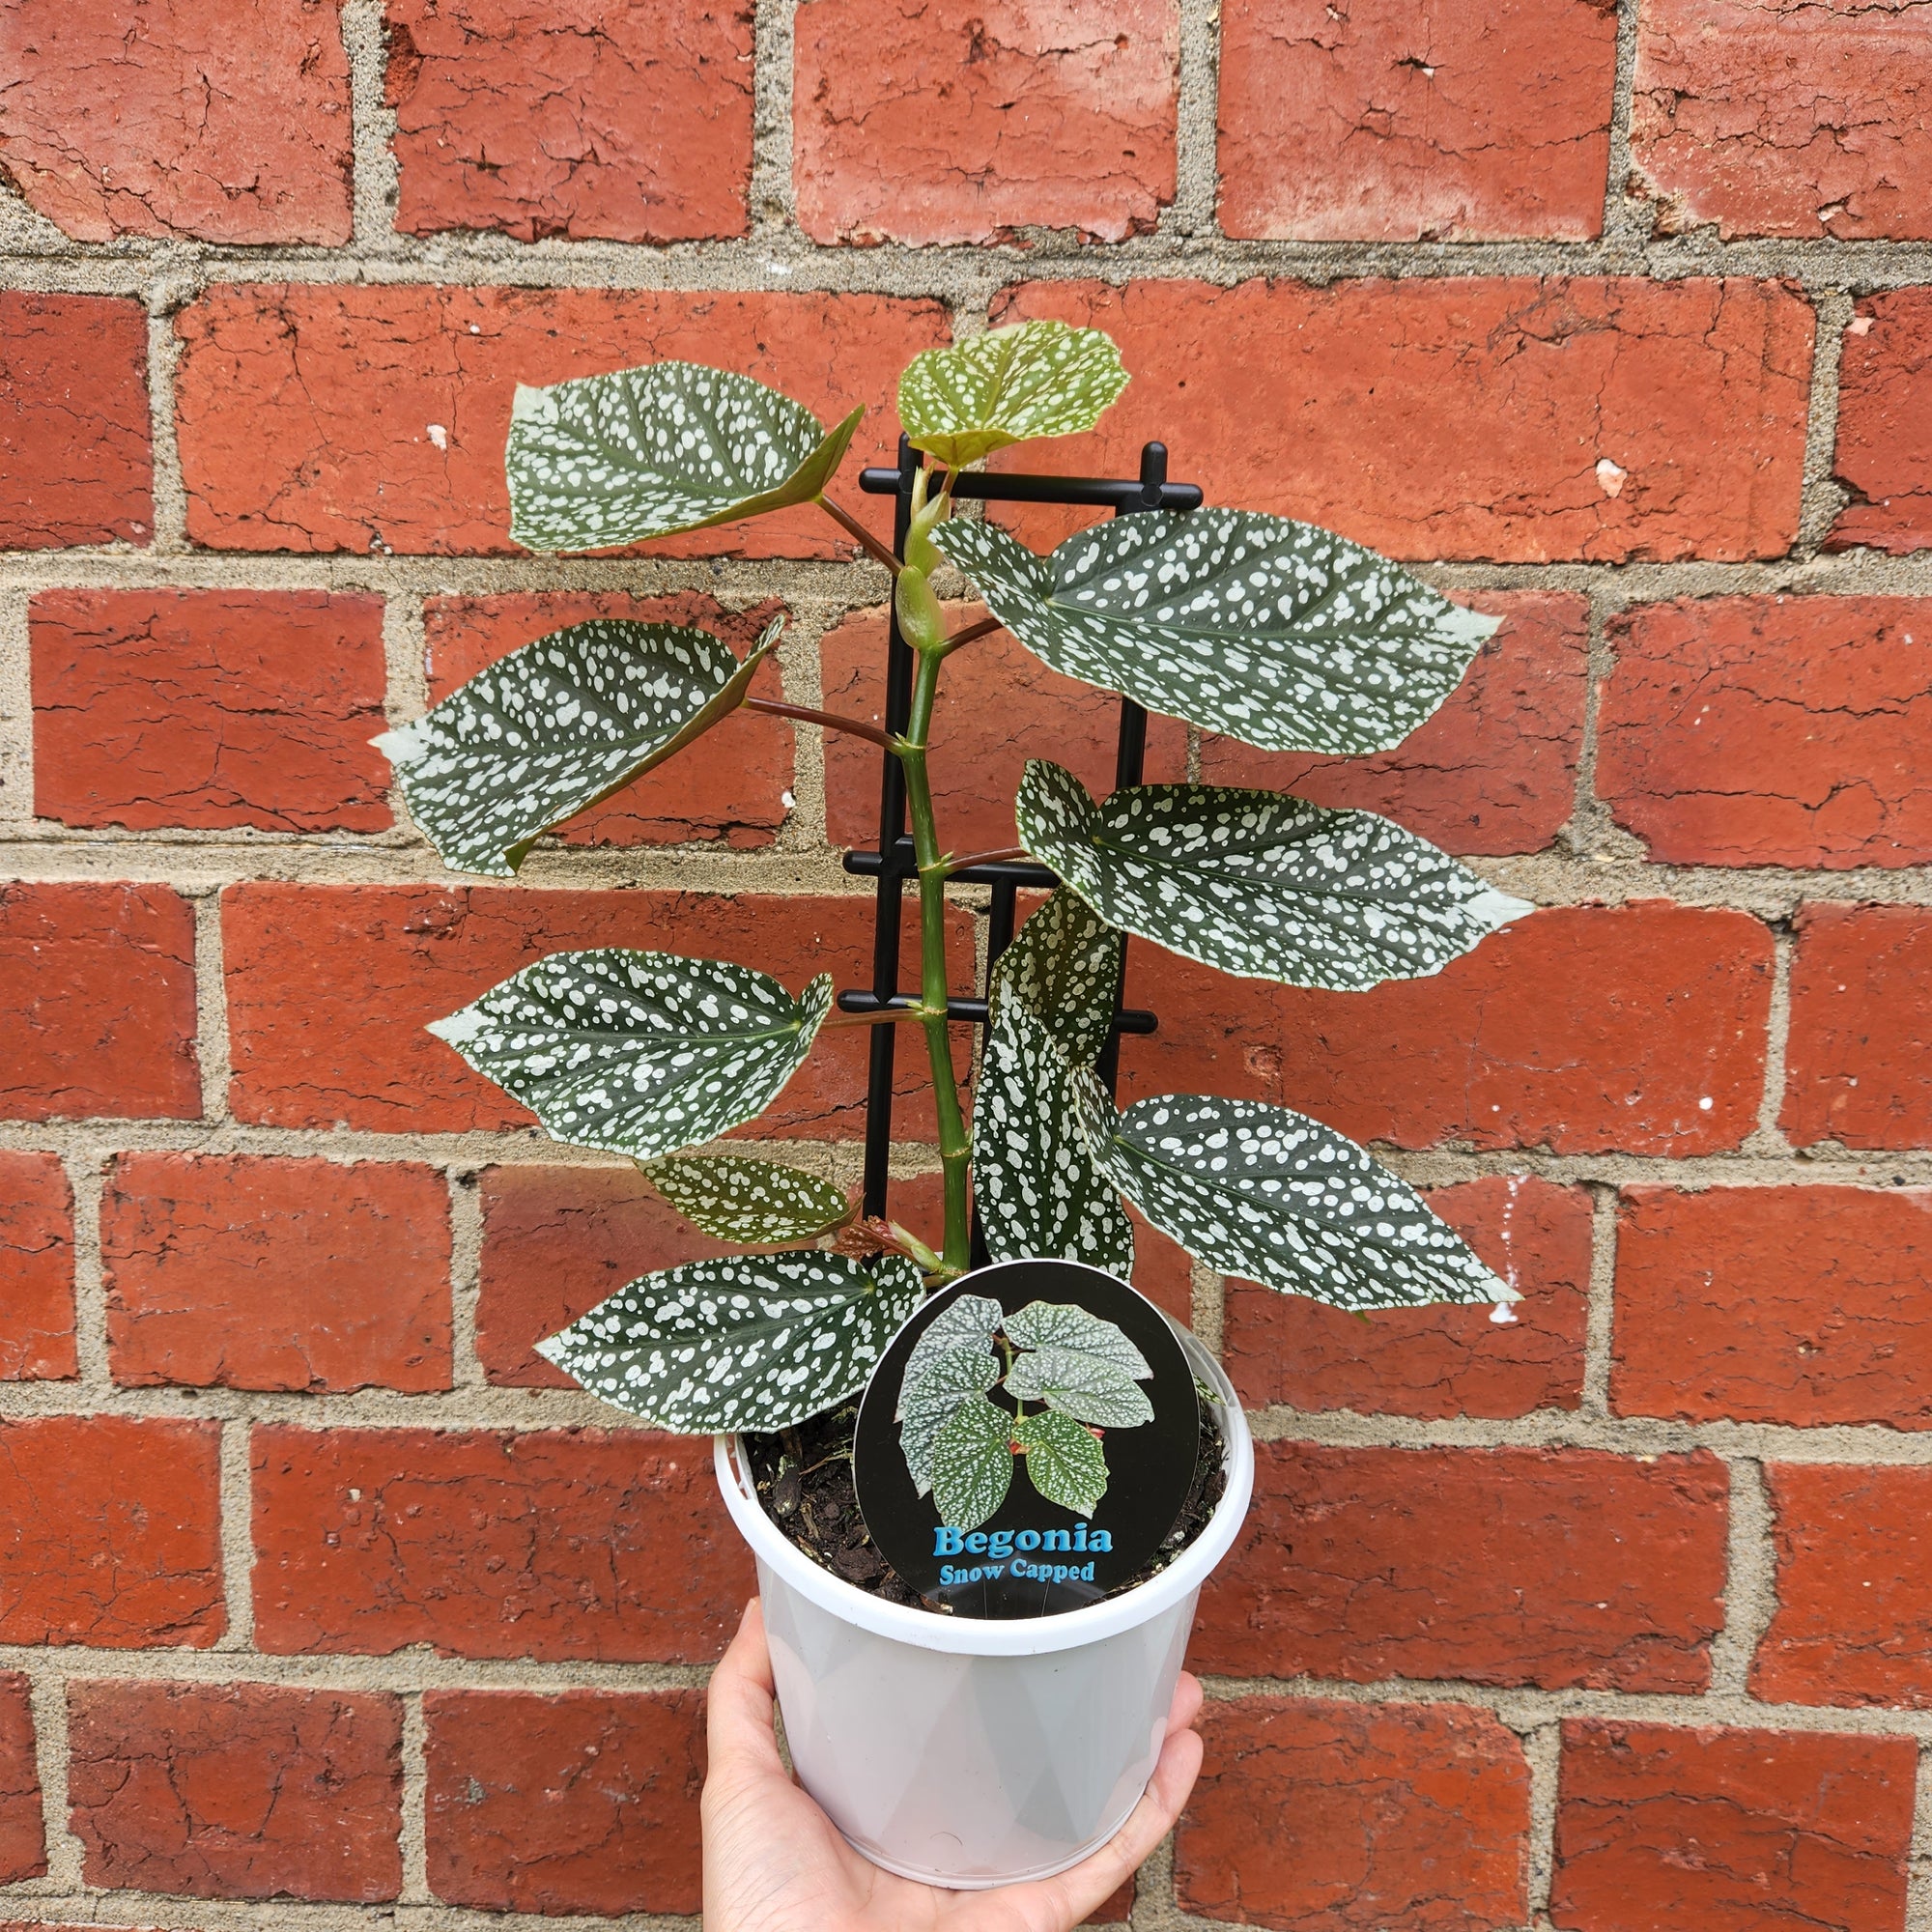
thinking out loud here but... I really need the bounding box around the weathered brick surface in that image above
[1599,596,1932,868]
[423,1689,704,1915]
[67,1680,402,1902]
[1781,902,1932,1151]
[1177,1696,1531,1931]
[102,1153,452,1393]
[1226,1178,1592,1419]
[423,592,790,848]
[32,589,390,834]
[996,278,1813,562]
[0,1417,224,1648]
[1195,1443,1728,1690]
[386,0,753,243]
[1120,903,1774,1155]
[224,883,967,1138]
[1551,1719,1916,1932]
[1613,1185,1932,1429]
[0,1151,75,1380]
[0,0,352,242]
[1200,590,1588,857]
[794,0,1179,245]
[1,884,200,1122]
[1217,0,1615,242]
[1755,1464,1932,1708]
[0,1675,44,1885]
[252,1426,753,1662]
[1630,0,1932,242]
[1831,290,1932,555]
[175,285,948,556]
[0,294,152,550]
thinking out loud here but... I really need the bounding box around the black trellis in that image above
[838,437,1203,1266]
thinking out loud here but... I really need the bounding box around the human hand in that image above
[702,1597,1204,1932]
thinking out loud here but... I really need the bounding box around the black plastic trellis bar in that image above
[839,436,1203,1250]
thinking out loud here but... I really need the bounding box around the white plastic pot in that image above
[713,1322,1254,1889]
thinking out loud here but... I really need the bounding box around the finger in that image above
[1166,1669,1204,1739]
[704,1598,786,1783]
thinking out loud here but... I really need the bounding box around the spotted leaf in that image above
[1078,1083,1515,1313]
[375,615,783,878]
[898,320,1128,470]
[897,1293,1004,1416]
[932,509,1499,754]
[506,360,864,553]
[1017,761,1532,990]
[930,1393,1016,1532]
[1004,1300,1151,1378]
[643,1155,852,1245]
[1013,1409,1109,1517]
[989,886,1123,1064]
[1004,1344,1153,1428]
[534,1249,924,1433]
[427,950,833,1161]
[898,1344,1001,1498]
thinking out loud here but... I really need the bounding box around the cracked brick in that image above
[1829,289,1932,554]
[0,0,351,242]
[32,589,390,835]
[0,1152,75,1381]
[386,0,753,242]
[423,1689,704,1915]
[0,1675,43,1885]
[1177,1696,1531,1930]
[102,1153,452,1395]
[1195,1443,1728,1690]
[67,1679,402,1903]
[1552,1719,1914,1932]
[1219,0,1616,242]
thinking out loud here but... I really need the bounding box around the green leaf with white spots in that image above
[427,950,833,1161]
[897,320,1129,470]
[506,361,864,553]
[534,1249,925,1434]
[1077,1082,1515,1313]
[1017,762,1533,991]
[1005,1345,1153,1428]
[898,1344,1001,1498]
[643,1155,852,1245]
[930,1393,1016,1532]
[1005,1300,1151,1378]
[375,615,783,878]
[898,1293,1004,1412]
[1013,1409,1109,1517]
[931,510,1499,755]
[991,887,1124,1065]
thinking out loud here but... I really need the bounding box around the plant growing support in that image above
[842,436,1203,1264]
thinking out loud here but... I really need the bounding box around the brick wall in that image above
[1,3,1930,1929]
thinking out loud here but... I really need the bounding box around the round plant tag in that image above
[853,1258,1201,1619]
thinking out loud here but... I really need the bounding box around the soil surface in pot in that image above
[742,1397,1229,1615]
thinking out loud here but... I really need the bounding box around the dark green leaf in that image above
[930,1394,1016,1532]
[643,1155,852,1244]
[991,887,1123,1064]
[1013,1409,1109,1517]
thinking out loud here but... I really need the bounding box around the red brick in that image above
[1552,1719,1914,1932]
[0,0,350,242]
[0,1152,74,1380]
[0,1675,43,1886]
[423,592,790,849]
[1200,590,1587,858]
[1831,290,1932,555]
[32,589,389,834]
[1226,1178,1591,1420]
[423,1688,704,1915]
[0,884,200,1122]
[1119,903,1774,1156]
[175,285,948,557]
[1754,1463,1932,1707]
[1781,902,1932,1151]
[794,0,1178,245]
[994,278,1812,563]
[1613,1185,1932,1429]
[102,1153,452,1394]
[822,605,1186,853]
[67,1680,401,1903]
[1218,0,1613,242]
[1631,0,1932,242]
[1177,1697,1530,1931]
[386,0,752,243]
[0,1417,224,1648]
[223,882,969,1138]
[1600,597,1932,867]
[0,295,151,551]
[252,1426,753,1662]
[1195,1443,1727,1690]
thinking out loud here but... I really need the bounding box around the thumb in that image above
[704,1599,786,1788]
